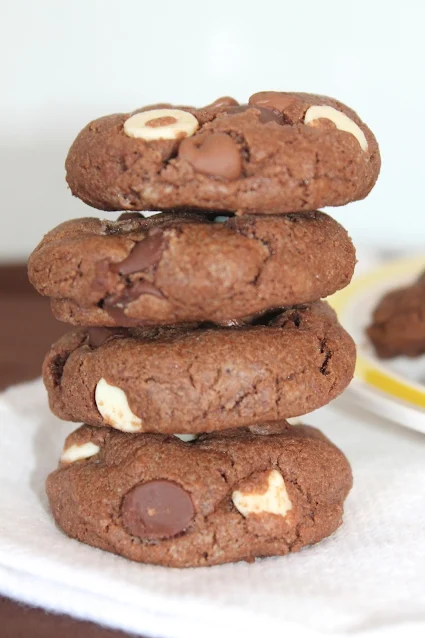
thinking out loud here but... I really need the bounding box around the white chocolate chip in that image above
[174,433,199,442]
[286,417,302,425]
[123,109,199,141]
[232,469,292,518]
[304,104,368,152]
[61,442,100,464]
[95,378,143,433]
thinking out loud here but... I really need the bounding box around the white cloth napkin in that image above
[1,379,425,638]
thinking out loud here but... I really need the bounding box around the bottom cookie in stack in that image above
[47,422,352,568]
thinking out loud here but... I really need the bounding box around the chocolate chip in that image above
[87,327,126,348]
[117,212,144,221]
[227,104,285,125]
[104,280,164,326]
[179,133,242,180]
[111,231,165,276]
[249,91,297,113]
[103,304,134,327]
[122,480,195,540]
[203,96,239,109]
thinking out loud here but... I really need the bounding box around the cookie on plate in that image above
[43,301,356,434]
[28,210,356,327]
[47,421,352,567]
[65,92,380,215]
[367,271,425,358]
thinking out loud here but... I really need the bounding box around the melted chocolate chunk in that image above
[111,231,166,276]
[249,91,297,113]
[104,280,164,326]
[122,480,195,540]
[179,133,242,180]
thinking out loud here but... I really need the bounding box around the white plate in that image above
[329,255,425,433]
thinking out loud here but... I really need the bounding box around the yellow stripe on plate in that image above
[329,255,425,410]
[356,356,425,408]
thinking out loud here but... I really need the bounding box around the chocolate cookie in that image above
[65,92,380,215]
[43,302,356,433]
[46,421,353,567]
[28,210,356,327]
[367,271,425,358]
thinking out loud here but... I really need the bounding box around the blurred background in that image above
[1,0,425,260]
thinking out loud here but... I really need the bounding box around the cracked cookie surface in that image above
[367,270,425,358]
[43,301,356,433]
[28,211,356,326]
[65,92,380,215]
[46,421,353,567]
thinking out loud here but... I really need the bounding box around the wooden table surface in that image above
[0,265,136,637]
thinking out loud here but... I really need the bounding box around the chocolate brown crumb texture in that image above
[28,210,356,326]
[47,421,353,567]
[367,270,425,358]
[43,301,356,434]
[65,92,380,215]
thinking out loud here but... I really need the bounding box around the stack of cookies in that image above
[28,91,380,568]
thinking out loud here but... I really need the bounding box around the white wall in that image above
[1,0,424,260]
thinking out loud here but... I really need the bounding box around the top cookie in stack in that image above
[64,91,380,214]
